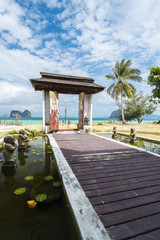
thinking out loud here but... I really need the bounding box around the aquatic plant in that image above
[24,176,34,181]
[44,175,54,181]
[14,187,26,195]
[53,181,61,187]
[36,194,47,202]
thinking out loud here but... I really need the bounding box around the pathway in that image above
[54,133,160,240]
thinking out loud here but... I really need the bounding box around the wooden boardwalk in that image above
[54,133,160,240]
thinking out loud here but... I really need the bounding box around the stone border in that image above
[91,133,160,158]
[47,133,111,240]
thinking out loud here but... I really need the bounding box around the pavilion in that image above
[30,72,105,133]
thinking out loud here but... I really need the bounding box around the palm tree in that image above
[106,59,142,124]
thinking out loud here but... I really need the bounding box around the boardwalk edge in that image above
[91,133,160,158]
[47,133,111,240]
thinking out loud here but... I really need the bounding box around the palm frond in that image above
[106,83,116,95]
[124,59,132,70]
[111,84,120,100]
[105,74,115,80]
[114,61,120,75]
[112,68,118,79]
[122,81,136,98]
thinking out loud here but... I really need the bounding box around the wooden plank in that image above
[70,160,160,173]
[82,174,160,192]
[107,214,160,240]
[132,229,160,240]
[69,156,160,168]
[71,162,160,177]
[100,202,160,227]
[86,179,160,198]
[79,169,160,186]
[77,166,160,181]
[89,185,160,205]
[94,192,160,215]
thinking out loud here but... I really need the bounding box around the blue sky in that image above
[0,0,160,118]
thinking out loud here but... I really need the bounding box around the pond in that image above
[0,136,78,240]
[100,134,160,156]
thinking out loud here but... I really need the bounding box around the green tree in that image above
[147,67,160,104]
[106,59,142,123]
[117,92,157,123]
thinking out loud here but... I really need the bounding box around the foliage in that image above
[14,187,26,195]
[92,128,102,132]
[24,176,34,181]
[8,130,19,134]
[107,120,114,124]
[117,92,157,123]
[106,59,142,124]
[97,122,103,125]
[44,175,54,181]
[147,67,160,104]
[36,193,47,202]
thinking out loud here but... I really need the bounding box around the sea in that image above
[0,117,159,126]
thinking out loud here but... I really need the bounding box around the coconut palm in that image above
[106,59,142,124]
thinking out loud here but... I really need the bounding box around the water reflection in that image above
[18,149,28,165]
[0,136,78,240]
[103,134,160,155]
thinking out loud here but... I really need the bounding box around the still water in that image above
[0,136,78,240]
[101,134,160,156]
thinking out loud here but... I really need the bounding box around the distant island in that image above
[109,110,121,118]
[10,110,31,118]
[109,110,160,120]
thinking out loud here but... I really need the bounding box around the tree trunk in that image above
[120,83,126,124]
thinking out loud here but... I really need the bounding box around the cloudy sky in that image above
[0,0,160,118]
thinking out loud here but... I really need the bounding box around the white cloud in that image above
[0,0,32,42]
[0,0,160,118]
[0,81,31,103]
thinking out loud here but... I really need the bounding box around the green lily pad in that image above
[53,181,61,187]
[14,187,26,195]
[44,175,53,181]
[24,176,34,181]
[36,194,47,202]
[40,159,44,162]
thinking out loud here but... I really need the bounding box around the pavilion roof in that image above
[30,72,105,94]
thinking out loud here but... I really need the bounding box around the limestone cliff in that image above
[10,110,31,118]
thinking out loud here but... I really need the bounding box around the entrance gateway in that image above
[30,72,104,133]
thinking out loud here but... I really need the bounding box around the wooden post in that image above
[79,92,85,130]
[50,91,59,131]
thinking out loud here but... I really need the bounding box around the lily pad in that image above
[53,181,61,187]
[44,175,54,181]
[14,187,26,195]
[36,194,47,202]
[24,176,34,181]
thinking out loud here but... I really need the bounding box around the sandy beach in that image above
[0,124,43,138]
[0,123,160,140]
